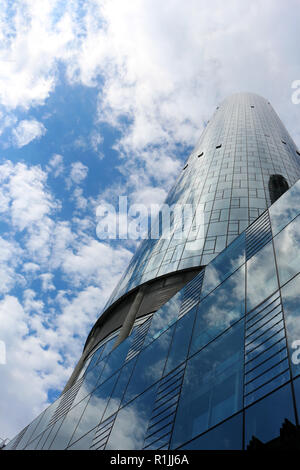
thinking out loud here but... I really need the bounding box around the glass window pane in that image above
[281,274,300,378]
[273,216,300,286]
[70,373,119,445]
[102,359,137,420]
[144,291,183,346]
[164,307,196,375]
[191,266,245,355]
[179,413,243,450]
[106,385,158,450]
[98,336,132,385]
[67,428,95,450]
[247,242,278,312]
[48,396,89,450]
[171,321,244,448]
[269,180,300,236]
[123,326,175,405]
[72,360,106,406]
[245,384,296,448]
[201,233,245,298]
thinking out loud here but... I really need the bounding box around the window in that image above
[268,174,289,204]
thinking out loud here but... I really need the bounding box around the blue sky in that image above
[1,0,300,439]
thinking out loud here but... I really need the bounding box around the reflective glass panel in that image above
[191,266,245,355]
[144,291,183,346]
[273,216,300,287]
[269,180,300,236]
[245,384,296,448]
[171,320,244,448]
[123,326,175,405]
[179,413,243,450]
[164,307,196,375]
[98,336,132,385]
[49,396,89,450]
[67,428,95,450]
[201,233,245,298]
[106,385,158,450]
[102,359,137,420]
[70,373,119,445]
[281,274,300,378]
[246,241,278,312]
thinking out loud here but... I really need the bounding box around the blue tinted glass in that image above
[98,336,132,385]
[247,241,278,312]
[269,180,300,236]
[201,233,245,298]
[67,428,95,450]
[292,376,300,421]
[35,427,53,450]
[191,266,245,355]
[101,335,118,359]
[164,307,196,375]
[14,411,45,449]
[102,359,137,420]
[72,360,106,406]
[171,321,244,448]
[85,345,104,373]
[26,398,61,444]
[179,413,243,450]
[144,291,183,346]
[281,274,300,378]
[123,326,175,404]
[273,216,300,286]
[70,372,118,445]
[106,385,158,450]
[42,417,64,449]
[245,384,296,448]
[48,396,89,449]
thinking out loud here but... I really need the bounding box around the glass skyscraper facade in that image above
[4,93,300,450]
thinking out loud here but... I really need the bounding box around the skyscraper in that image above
[5,93,300,450]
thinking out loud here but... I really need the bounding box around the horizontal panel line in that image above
[244,368,290,398]
[246,302,282,328]
[144,431,171,450]
[245,335,286,365]
[245,346,287,376]
[245,321,284,350]
[245,312,283,342]
[244,357,288,387]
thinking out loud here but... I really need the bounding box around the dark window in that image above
[198,152,204,158]
[216,144,222,149]
[183,164,188,170]
[282,140,287,145]
[251,105,255,108]
[268,174,289,204]
[296,150,300,156]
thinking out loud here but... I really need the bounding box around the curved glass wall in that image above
[103,93,300,311]
[6,178,300,450]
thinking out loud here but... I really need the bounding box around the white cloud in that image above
[12,119,46,147]
[47,154,64,178]
[0,159,133,440]
[69,161,89,186]
[0,237,24,294]
[40,273,55,292]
